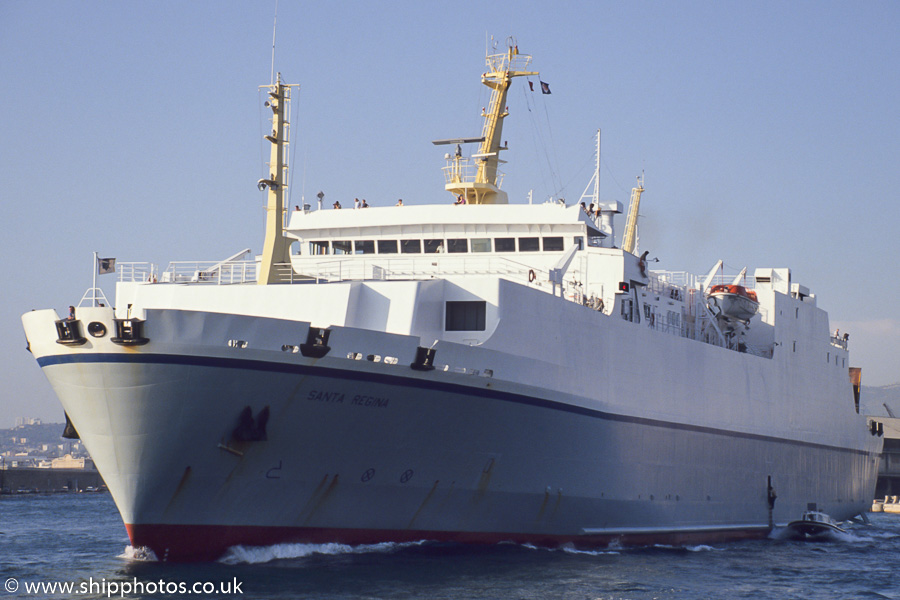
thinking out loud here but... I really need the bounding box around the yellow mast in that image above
[257,73,299,285]
[621,173,645,255]
[441,40,537,205]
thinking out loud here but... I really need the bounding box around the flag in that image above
[528,81,534,92]
[540,81,551,94]
[98,258,116,274]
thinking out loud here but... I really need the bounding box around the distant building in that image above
[14,417,43,427]
[875,419,900,499]
[50,454,86,469]
[861,389,900,500]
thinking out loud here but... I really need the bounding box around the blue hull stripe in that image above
[37,352,875,457]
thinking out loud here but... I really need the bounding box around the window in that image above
[445,301,486,331]
[471,238,491,253]
[518,237,540,252]
[400,239,421,254]
[309,241,329,255]
[495,237,515,252]
[354,240,375,254]
[573,236,584,250]
[378,240,398,254]
[333,240,352,255]
[424,239,444,253]
[543,237,564,251]
[447,239,468,253]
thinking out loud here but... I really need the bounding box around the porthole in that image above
[87,322,107,338]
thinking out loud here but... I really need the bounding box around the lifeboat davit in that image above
[707,284,759,321]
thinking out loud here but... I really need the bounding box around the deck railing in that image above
[115,256,548,287]
[295,255,544,284]
[440,157,505,189]
[118,261,258,285]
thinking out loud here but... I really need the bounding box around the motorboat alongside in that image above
[785,510,847,540]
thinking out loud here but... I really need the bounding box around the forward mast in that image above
[257,73,299,285]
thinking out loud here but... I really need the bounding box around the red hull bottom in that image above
[125,523,771,562]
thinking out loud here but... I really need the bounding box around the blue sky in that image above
[1,1,898,427]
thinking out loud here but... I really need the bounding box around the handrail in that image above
[441,158,505,188]
[116,261,259,285]
[294,256,547,284]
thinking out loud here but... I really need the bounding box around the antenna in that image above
[270,0,278,85]
[578,129,601,208]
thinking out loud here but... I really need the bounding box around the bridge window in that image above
[447,239,468,253]
[354,240,375,254]
[333,240,352,255]
[471,238,491,253]
[378,240,398,254]
[495,238,515,252]
[518,237,540,252]
[424,239,444,253]
[309,241,330,255]
[543,237,564,251]
[400,239,421,254]
[574,236,584,250]
[445,301,486,331]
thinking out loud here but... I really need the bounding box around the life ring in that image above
[528,269,536,282]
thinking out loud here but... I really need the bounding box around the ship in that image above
[22,40,883,561]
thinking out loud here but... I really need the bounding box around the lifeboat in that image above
[707,284,759,321]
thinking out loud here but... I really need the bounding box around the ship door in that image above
[620,298,633,322]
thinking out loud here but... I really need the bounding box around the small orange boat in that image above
[707,284,759,321]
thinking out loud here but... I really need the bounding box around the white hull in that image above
[23,280,881,560]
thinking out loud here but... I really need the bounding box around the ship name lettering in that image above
[307,390,345,403]
[352,394,389,408]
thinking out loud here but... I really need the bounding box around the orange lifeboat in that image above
[707,284,759,321]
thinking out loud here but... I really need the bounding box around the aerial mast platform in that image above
[434,39,537,205]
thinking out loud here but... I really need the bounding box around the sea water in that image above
[1,492,898,599]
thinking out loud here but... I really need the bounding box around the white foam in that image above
[515,542,619,555]
[119,545,159,562]
[560,546,620,556]
[685,544,718,552]
[218,540,425,565]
